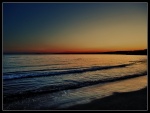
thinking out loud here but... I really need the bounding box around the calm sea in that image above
[3,54,147,110]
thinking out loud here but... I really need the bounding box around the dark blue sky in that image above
[3,3,147,53]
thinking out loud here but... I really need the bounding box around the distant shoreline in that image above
[3,49,147,55]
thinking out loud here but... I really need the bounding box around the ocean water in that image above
[3,54,147,110]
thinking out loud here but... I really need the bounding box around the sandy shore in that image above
[64,87,147,110]
[62,76,148,110]
[3,76,147,110]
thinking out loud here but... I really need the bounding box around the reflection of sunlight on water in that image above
[3,55,147,110]
[3,54,147,73]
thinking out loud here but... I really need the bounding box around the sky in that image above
[3,2,147,53]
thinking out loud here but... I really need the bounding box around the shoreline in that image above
[3,76,147,110]
[61,75,148,110]
[63,87,147,110]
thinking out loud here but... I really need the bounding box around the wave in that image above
[3,71,147,103]
[4,63,70,69]
[3,63,135,80]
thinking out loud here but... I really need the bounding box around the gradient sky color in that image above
[3,2,147,53]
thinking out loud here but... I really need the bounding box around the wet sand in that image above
[64,87,147,110]
[3,76,147,110]
[62,76,148,110]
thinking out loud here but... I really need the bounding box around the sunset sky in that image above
[3,2,147,53]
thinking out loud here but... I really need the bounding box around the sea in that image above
[3,54,147,110]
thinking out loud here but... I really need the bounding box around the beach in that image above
[3,2,147,111]
[65,87,147,110]
[63,76,147,110]
[3,55,147,110]
[3,75,147,110]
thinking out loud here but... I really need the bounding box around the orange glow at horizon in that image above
[4,46,147,53]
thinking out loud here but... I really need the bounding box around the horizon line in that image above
[3,49,147,55]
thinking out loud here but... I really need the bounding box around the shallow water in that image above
[3,54,147,110]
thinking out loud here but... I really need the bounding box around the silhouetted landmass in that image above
[3,49,147,55]
[99,49,147,55]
